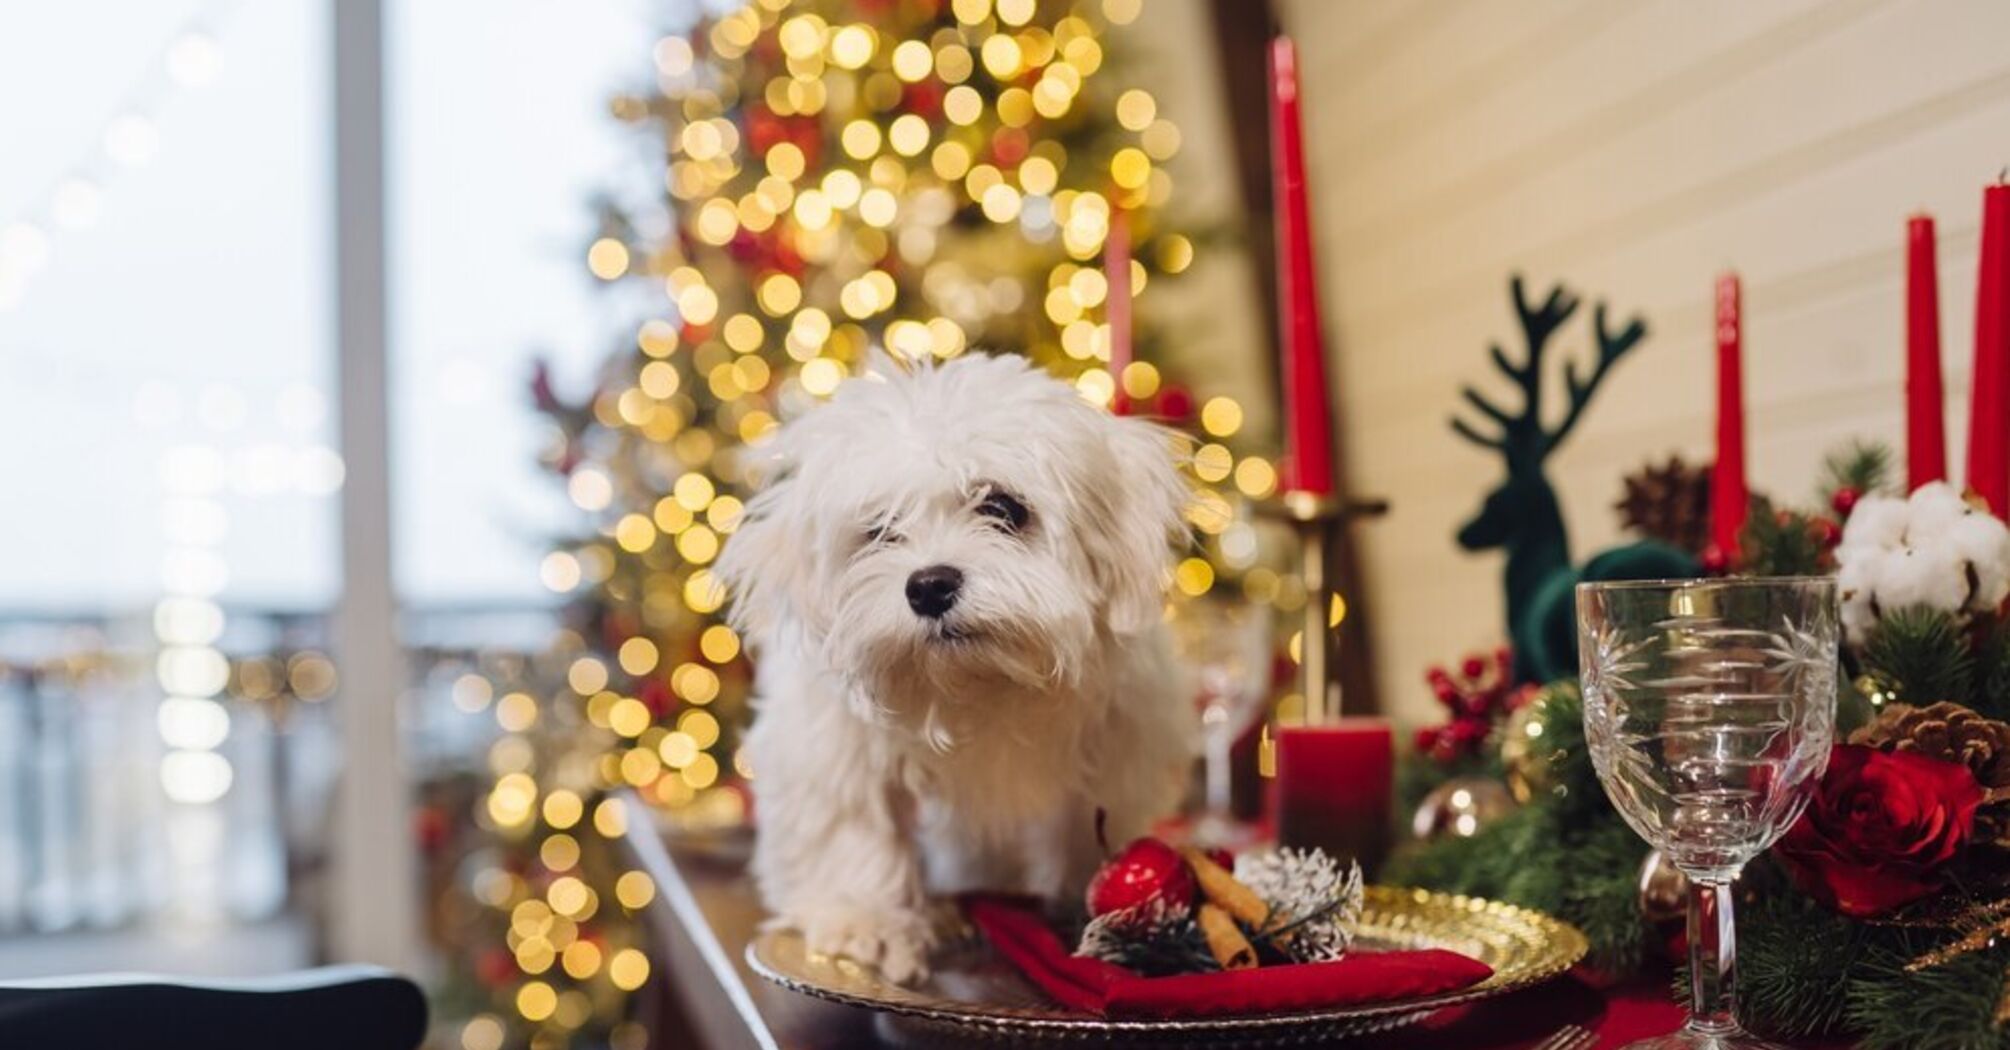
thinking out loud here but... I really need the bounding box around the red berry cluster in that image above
[1700,487,1857,576]
[1414,648,1513,763]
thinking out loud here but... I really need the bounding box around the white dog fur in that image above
[716,353,1194,983]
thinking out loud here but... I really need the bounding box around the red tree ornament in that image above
[1086,838,1197,920]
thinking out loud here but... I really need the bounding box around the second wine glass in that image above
[1577,577,1838,1049]
[1166,592,1273,848]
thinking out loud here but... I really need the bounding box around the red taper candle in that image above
[1269,36,1335,497]
[1968,182,2010,517]
[1105,206,1134,416]
[1906,215,1947,490]
[1711,273,1749,560]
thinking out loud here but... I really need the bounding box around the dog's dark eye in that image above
[976,490,1030,533]
[865,522,902,546]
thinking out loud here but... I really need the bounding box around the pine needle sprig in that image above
[1862,606,1975,703]
[1821,439,1895,504]
[1970,616,2010,721]
[1075,897,1218,976]
[1738,496,1831,577]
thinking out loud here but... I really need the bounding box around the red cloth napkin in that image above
[963,895,1494,1020]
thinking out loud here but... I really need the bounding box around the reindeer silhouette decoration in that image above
[1451,276,1697,684]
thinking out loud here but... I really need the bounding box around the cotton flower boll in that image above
[1944,508,2010,610]
[1903,482,1975,536]
[1836,556,1882,642]
[1867,546,1969,615]
[1834,482,2010,643]
[1834,494,1908,559]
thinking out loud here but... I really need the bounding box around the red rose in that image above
[1773,744,1983,918]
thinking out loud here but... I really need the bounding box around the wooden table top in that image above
[614,791,900,1050]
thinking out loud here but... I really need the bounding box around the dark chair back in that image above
[0,965,426,1050]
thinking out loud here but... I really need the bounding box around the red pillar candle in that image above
[1968,182,2010,517]
[1907,215,1948,490]
[1105,206,1134,416]
[1711,273,1749,560]
[1269,36,1335,497]
[1269,718,1391,865]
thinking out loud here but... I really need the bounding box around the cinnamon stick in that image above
[1182,849,1270,929]
[1197,903,1257,970]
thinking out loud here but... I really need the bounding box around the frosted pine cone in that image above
[1233,848,1365,964]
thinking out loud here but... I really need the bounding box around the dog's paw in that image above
[795,904,935,984]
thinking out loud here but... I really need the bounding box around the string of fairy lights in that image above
[452,2,1325,1045]
[0,2,241,313]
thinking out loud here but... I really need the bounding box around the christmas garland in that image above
[1389,441,2010,1048]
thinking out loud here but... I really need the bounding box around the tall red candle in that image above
[1269,36,1335,497]
[1105,206,1134,416]
[1968,182,2010,517]
[1906,215,1947,490]
[1711,273,1749,560]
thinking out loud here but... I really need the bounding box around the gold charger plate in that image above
[746,885,1587,1045]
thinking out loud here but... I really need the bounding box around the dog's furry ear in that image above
[1086,414,1192,634]
[714,466,812,651]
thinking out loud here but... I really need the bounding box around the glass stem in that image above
[1204,725,1232,818]
[1686,876,1741,1037]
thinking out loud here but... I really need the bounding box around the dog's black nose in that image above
[905,565,963,618]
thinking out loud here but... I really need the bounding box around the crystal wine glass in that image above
[1165,592,1273,848]
[1577,577,1838,1049]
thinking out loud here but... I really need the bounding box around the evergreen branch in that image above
[1738,496,1831,577]
[1846,940,2010,1050]
[1863,606,1976,703]
[1971,616,2010,721]
[1821,439,1895,503]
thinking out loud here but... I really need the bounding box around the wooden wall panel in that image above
[1275,0,2010,724]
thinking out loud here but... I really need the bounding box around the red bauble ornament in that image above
[1700,544,1730,575]
[476,948,517,988]
[1831,486,1861,517]
[1813,518,1843,548]
[1086,838,1196,919]
[413,805,449,853]
[1154,384,1194,424]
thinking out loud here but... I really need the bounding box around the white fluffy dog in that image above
[716,353,1194,982]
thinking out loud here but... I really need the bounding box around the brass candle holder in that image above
[1262,490,1387,723]
[1260,489,1390,860]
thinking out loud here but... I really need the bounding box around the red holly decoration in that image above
[1812,517,1843,548]
[1700,544,1730,575]
[1086,838,1196,919]
[1830,486,1861,517]
[1414,649,1514,764]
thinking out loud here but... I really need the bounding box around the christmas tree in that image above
[431,1,1295,1045]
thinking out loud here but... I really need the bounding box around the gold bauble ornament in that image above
[1852,670,1901,712]
[1501,685,1568,803]
[1410,776,1516,842]
[1637,848,1689,955]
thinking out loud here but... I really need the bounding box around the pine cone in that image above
[1851,702,2010,846]
[1616,456,1713,554]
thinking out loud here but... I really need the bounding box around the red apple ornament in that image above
[1086,837,1197,919]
